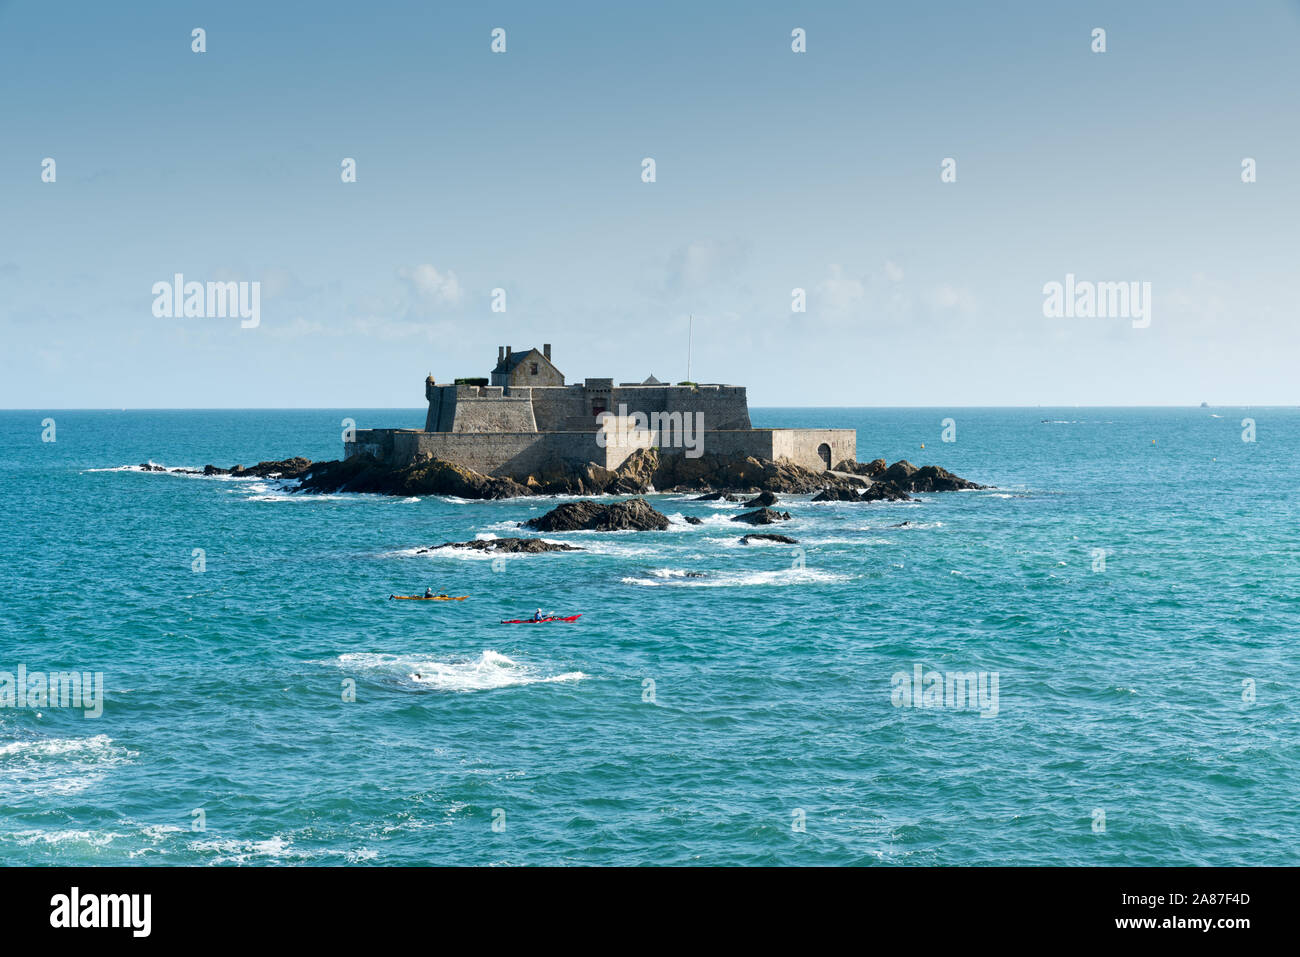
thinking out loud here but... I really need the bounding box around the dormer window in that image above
[530,362,538,375]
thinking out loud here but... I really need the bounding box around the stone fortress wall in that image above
[425,380,752,434]
[348,426,856,477]
[349,343,855,478]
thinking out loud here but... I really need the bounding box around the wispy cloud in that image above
[662,239,750,296]
[397,264,463,310]
[816,264,866,312]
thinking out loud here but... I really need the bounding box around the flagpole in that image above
[687,314,693,382]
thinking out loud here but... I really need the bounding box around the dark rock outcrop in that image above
[878,460,984,492]
[731,507,792,525]
[879,460,919,487]
[600,447,657,495]
[522,496,671,532]
[830,458,983,492]
[860,482,913,502]
[834,458,887,477]
[418,537,582,554]
[171,447,983,502]
[812,480,912,502]
[523,461,619,496]
[142,458,313,479]
[231,457,313,479]
[683,516,704,525]
[286,447,875,499]
[296,455,529,499]
[652,451,863,495]
[811,487,863,502]
[741,533,798,545]
[908,464,985,492]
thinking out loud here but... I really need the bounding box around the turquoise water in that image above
[2,407,1297,865]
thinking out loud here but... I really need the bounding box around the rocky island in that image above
[141,343,986,503]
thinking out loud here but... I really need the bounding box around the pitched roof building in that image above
[490,344,565,387]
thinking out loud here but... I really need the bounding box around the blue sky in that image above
[2,0,1297,407]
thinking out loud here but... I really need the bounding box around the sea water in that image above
[1,407,1297,865]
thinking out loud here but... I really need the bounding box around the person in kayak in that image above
[424,587,435,598]
[531,608,545,621]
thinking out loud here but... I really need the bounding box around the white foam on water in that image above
[399,535,580,560]
[86,463,261,483]
[244,495,351,503]
[799,536,893,546]
[692,512,747,526]
[241,479,357,503]
[190,835,295,864]
[0,735,109,757]
[620,567,852,588]
[550,538,660,558]
[644,567,700,579]
[0,734,136,798]
[189,835,382,864]
[481,520,525,532]
[377,546,425,558]
[330,650,586,693]
[139,823,185,841]
[5,828,126,848]
[417,548,497,561]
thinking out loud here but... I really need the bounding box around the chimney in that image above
[498,346,504,364]
[543,343,551,361]
[506,345,512,361]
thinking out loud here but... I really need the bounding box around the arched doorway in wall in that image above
[817,443,832,469]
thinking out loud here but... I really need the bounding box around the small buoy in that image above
[920,443,925,449]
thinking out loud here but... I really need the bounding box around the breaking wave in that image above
[0,734,136,798]
[328,651,587,693]
[619,567,852,588]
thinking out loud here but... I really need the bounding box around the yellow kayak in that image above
[389,595,467,601]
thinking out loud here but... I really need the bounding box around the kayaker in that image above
[532,608,544,621]
[424,587,434,598]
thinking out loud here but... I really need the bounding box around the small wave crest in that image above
[329,651,586,693]
[620,567,851,588]
[0,734,136,798]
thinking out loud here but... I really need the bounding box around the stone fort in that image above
[346,344,855,478]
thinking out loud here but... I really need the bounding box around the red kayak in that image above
[500,614,582,624]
